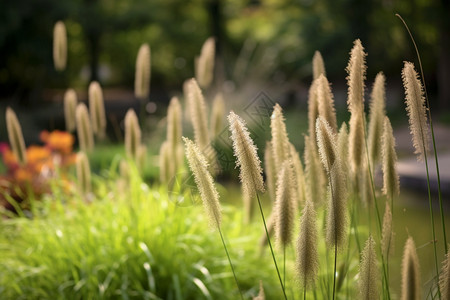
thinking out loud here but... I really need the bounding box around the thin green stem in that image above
[332,242,337,300]
[303,281,307,300]
[256,192,288,300]
[325,166,338,300]
[396,13,447,253]
[216,223,244,300]
[283,245,286,288]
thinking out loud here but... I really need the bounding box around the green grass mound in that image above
[0,171,280,299]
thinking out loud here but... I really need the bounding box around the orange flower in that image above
[2,148,19,169]
[41,130,74,154]
[14,168,33,182]
[26,146,51,165]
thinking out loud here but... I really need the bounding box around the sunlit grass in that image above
[0,166,282,299]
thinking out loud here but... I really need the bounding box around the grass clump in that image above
[0,166,279,299]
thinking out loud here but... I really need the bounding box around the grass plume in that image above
[134,43,151,99]
[381,202,394,260]
[253,281,265,300]
[289,143,306,204]
[271,103,290,170]
[317,74,337,132]
[210,92,225,139]
[6,107,27,165]
[367,72,386,166]
[304,135,325,206]
[53,21,67,71]
[401,237,421,300]
[307,80,320,152]
[76,151,91,195]
[296,199,319,290]
[228,111,265,222]
[88,81,107,139]
[359,236,379,300]
[159,141,172,184]
[63,88,78,133]
[183,137,221,228]
[124,109,141,161]
[264,141,276,202]
[312,51,326,80]
[195,37,215,89]
[274,161,296,248]
[325,162,348,249]
[167,96,183,149]
[402,61,430,161]
[337,123,349,184]
[381,117,399,201]
[439,250,450,299]
[186,78,217,172]
[346,39,367,173]
[75,103,94,153]
[183,137,243,299]
[316,116,337,174]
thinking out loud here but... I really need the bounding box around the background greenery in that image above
[1,0,449,109]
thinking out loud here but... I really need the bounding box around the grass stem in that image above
[396,13,447,254]
[216,222,244,300]
[256,192,288,300]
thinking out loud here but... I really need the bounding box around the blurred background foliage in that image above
[0,0,449,109]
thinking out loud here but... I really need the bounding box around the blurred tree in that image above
[0,0,448,110]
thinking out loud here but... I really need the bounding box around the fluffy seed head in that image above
[271,103,290,168]
[195,37,215,89]
[134,43,151,99]
[349,110,365,174]
[346,39,367,173]
[64,89,78,132]
[289,143,306,204]
[296,199,319,288]
[367,72,386,165]
[210,93,225,139]
[53,21,67,71]
[253,281,265,300]
[88,81,106,139]
[137,145,147,173]
[167,96,182,149]
[402,61,430,161]
[264,141,276,202]
[337,123,349,179]
[346,39,367,114]
[124,109,141,161]
[6,107,27,165]
[75,103,94,152]
[359,236,379,300]
[381,202,394,259]
[439,249,450,300]
[325,162,348,248]
[382,117,400,198]
[317,75,337,132]
[312,51,326,80]
[316,117,338,173]
[76,152,91,194]
[159,141,173,184]
[401,237,421,300]
[274,161,296,248]
[308,81,320,152]
[304,135,325,206]
[183,137,222,228]
[186,78,210,150]
[228,111,265,200]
